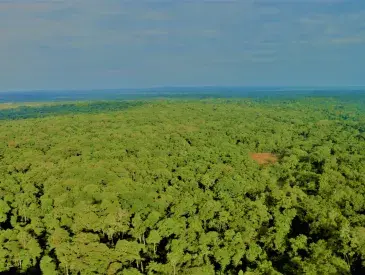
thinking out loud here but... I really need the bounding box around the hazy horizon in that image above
[1,86,364,104]
[1,85,365,94]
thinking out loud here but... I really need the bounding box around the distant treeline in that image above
[1,93,365,121]
[0,101,145,120]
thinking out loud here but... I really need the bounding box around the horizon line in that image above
[1,85,365,93]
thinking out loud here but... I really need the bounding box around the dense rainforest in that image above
[0,101,144,121]
[0,97,364,274]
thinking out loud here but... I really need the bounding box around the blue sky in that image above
[0,0,364,91]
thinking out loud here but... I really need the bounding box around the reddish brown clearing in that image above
[250,153,278,165]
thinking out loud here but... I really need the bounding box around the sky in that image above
[0,0,364,91]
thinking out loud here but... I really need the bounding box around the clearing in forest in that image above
[250,152,278,165]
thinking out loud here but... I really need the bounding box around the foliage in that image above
[0,97,364,274]
[0,101,145,121]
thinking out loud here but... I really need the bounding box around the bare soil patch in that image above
[250,152,278,165]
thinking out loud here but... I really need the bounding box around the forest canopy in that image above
[0,97,364,274]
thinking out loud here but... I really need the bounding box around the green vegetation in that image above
[0,101,145,120]
[0,97,364,274]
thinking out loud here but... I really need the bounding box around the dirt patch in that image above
[250,153,278,165]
